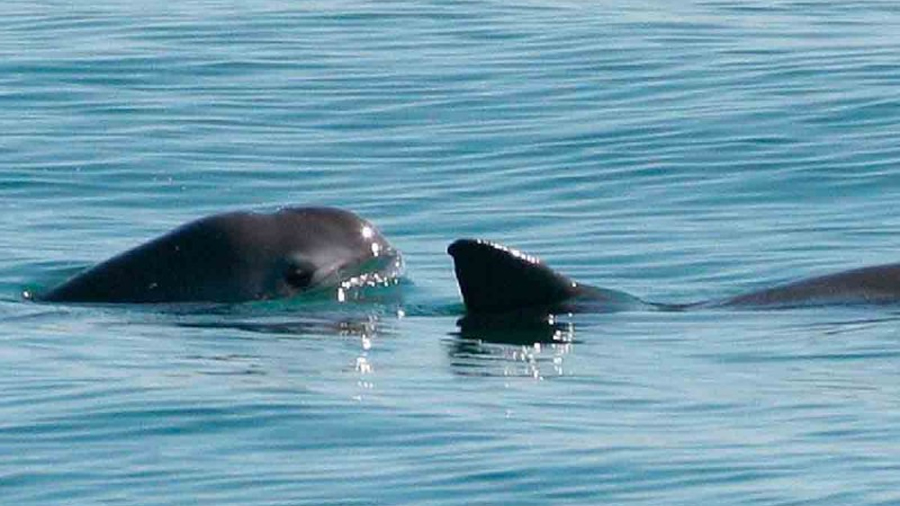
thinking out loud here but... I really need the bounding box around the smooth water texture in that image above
[4,1,900,504]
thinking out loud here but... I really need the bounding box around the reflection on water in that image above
[455,312,576,345]
[447,313,575,379]
[172,307,389,395]
[176,312,386,338]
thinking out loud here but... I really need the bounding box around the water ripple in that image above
[4,0,900,504]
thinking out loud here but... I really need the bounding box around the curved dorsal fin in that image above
[447,239,580,313]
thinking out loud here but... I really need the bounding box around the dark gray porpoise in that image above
[448,238,900,314]
[41,207,401,304]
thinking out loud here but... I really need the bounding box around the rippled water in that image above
[4,1,900,504]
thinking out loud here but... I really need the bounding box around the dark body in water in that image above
[448,239,900,314]
[41,207,401,304]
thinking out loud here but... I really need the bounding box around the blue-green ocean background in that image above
[4,1,900,504]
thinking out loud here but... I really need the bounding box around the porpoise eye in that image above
[284,267,314,290]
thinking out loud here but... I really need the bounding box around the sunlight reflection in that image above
[448,316,576,379]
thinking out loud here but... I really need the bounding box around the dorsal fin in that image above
[447,239,580,313]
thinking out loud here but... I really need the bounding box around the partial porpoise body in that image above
[448,238,900,314]
[41,207,402,304]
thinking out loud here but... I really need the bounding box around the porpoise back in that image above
[448,238,900,314]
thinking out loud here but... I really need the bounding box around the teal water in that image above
[5,1,900,504]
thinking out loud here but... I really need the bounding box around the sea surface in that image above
[4,1,900,504]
